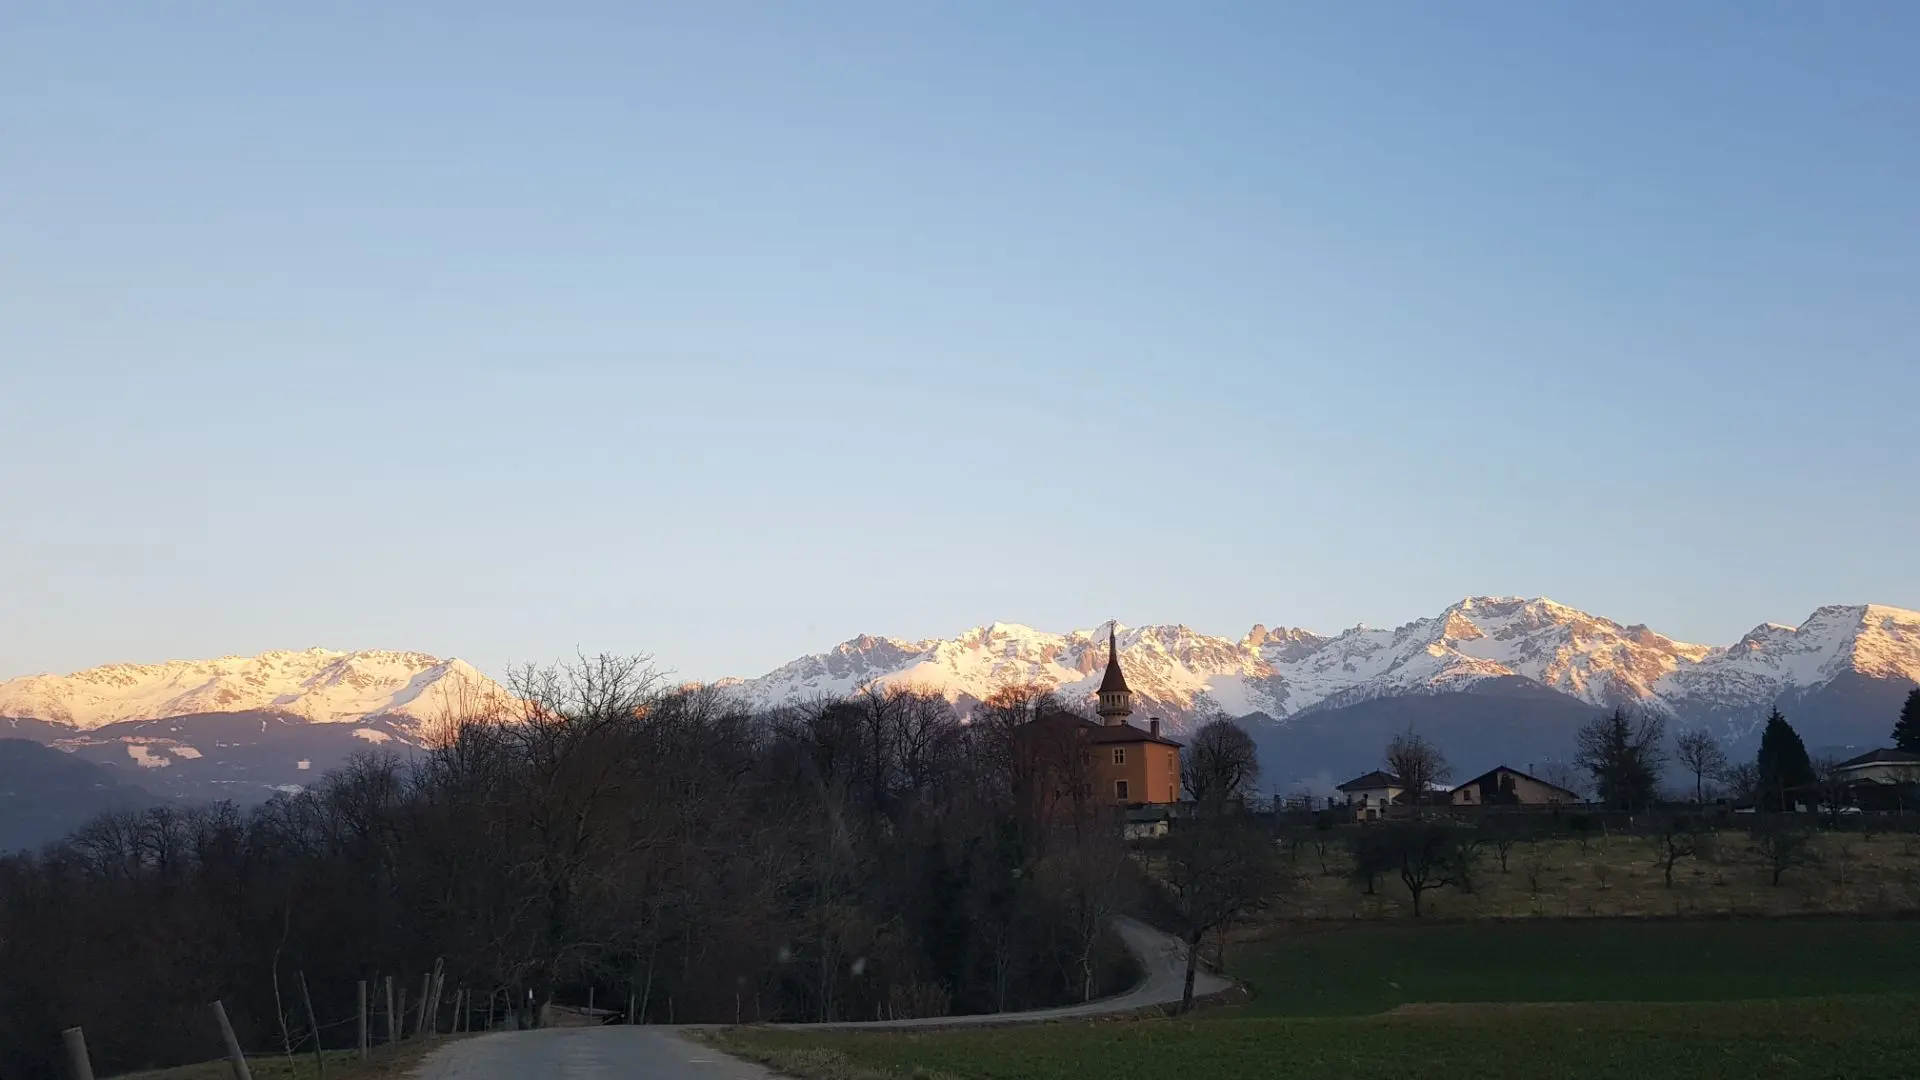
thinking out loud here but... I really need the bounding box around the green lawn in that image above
[714,996,1920,1080]
[1227,918,1920,1016]
[708,919,1920,1080]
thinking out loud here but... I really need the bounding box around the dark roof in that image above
[1098,626,1131,694]
[1451,765,1582,801]
[1337,770,1400,792]
[1089,722,1180,747]
[1838,748,1920,768]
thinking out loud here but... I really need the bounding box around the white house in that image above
[1336,770,1403,820]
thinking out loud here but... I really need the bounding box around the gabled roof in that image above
[1838,748,1920,769]
[1337,770,1400,792]
[1451,765,1582,802]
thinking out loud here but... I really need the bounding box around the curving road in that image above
[413,917,1228,1080]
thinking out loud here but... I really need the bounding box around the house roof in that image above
[1451,765,1582,801]
[1337,770,1400,792]
[1098,626,1131,694]
[1088,722,1180,747]
[1838,748,1920,769]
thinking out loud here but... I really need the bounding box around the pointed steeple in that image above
[1098,625,1130,693]
[1096,623,1133,725]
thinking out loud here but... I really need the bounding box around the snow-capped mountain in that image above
[0,648,510,731]
[728,597,1920,732]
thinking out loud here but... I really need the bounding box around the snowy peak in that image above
[0,649,511,730]
[730,598,1920,728]
[1659,603,1920,709]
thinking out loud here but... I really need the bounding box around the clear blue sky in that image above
[3,2,1916,683]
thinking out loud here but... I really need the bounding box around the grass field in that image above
[1227,918,1920,1015]
[1263,830,1920,922]
[712,996,1920,1080]
[708,918,1920,1080]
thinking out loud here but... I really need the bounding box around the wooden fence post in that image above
[356,980,368,1060]
[211,1002,254,1080]
[296,972,325,1080]
[62,1027,95,1080]
[416,974,431,1037]
[587,987,594,1021]
[628,993,636,1025]
[385,976,397,1046]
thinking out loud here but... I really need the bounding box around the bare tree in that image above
[1162,807,1284,1010]
[1673,729,1728,804]
[1718,761,1763,807]
[1749,818,1820,887]
[1182,717,1261,806]
[1384,732,1452,811]
[1811,755,1856,825]
[1537,761,1586,801]
[1575,708,1668,813]
[1649,813,1708,889]
[1382,822,1470,917]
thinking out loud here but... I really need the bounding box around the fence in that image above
[56,959,503,1080]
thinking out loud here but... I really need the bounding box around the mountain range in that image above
[2,597,1916,846]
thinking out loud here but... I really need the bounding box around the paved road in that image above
[413,917,1227,1080]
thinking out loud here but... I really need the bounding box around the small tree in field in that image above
[1478,813,1529,873]
[1345,828,1394,896]
[1382,822,1471,917]
[1749,817,1820,886]
[1673,728,1728,804]
[1649,813,1708,889]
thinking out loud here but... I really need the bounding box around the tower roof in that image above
[1098,626,1131,693]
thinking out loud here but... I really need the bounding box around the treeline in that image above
[0,659,1142,1079]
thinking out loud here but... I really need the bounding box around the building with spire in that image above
[1011,623,1183,814]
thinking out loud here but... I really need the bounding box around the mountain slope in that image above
[0,648,510,731]
[0,739,156,852]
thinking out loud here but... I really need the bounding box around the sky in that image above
[3,2,1916,684]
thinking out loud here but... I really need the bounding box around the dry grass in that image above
[1260,829,1920,924]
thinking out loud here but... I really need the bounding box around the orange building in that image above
[1012,626,1182,811]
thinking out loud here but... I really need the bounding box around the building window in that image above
[1112,747,1127,765]
[1115,779,1130,801]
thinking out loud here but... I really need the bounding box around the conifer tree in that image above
[1893,688,1920,753]
[1755,707,1815,812]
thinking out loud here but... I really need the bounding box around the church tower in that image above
[1096,625,1133,726]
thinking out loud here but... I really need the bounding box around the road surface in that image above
[413,916,1228,1080]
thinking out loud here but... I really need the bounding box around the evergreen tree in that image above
[1894,688,1920,753]
[1755,707,1815,812]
